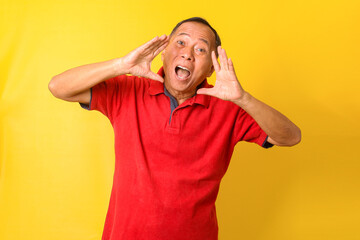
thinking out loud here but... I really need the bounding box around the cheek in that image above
[198,58,213,72]
[163,49,176,62]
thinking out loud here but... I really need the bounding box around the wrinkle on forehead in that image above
[173,22,216,49]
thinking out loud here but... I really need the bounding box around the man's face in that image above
[161,22,216,98]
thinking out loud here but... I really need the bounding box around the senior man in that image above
[49,17,301,240]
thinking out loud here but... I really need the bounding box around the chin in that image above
[167,78,189,91]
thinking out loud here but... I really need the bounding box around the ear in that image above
[206,64,215,77]
[161,49,166,61]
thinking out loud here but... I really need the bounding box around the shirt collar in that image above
[148,66,211,108]
[148,67,165,95]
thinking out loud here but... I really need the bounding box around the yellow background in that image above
[1,0,359,239]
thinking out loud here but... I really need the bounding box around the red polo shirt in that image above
[83,67,271,240]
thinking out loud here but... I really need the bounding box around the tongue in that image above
[176,68,190,79]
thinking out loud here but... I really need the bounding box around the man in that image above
[49,17,301,240]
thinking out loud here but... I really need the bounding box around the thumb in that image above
[197,87,216,96]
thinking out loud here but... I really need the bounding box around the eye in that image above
[177,40,185,46]
[197,48,206,53]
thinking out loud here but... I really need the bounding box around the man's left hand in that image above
[197,46,302,146]
[197,46,245,103]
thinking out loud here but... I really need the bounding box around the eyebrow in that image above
[177,33,209,46]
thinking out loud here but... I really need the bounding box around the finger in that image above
[211,51,220,72]
[219,46,229,71]
[151,34,168,48]
[151,34,168,46]
[218,46,226,66]
[144,38,169,58]
[158,34,168,41]
[153,38,169,57]
[228,58,235,73]
[141,35,167,53]
[197,87,216,97]
[222,48,230,71]
[222,47,229,60]
[141,36,160,50]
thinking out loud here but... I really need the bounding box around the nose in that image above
[181,47,194,61]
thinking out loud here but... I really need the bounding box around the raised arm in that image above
[197,46,301,146]
[48,35,169,104]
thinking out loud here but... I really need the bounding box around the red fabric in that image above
[87,67,269,240]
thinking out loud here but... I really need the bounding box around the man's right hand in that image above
[118,34,169,82]
[49,35,169,104]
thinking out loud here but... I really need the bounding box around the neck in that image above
[164,82,196,105]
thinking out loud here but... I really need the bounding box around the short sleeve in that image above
[79,88,92,110]
[79,75,128,124]
[233,108,273,149]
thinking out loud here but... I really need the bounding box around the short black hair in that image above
[170,17,221,56]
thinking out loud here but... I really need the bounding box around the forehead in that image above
[172,22,216,47]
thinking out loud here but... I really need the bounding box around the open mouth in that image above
[175,65,191,80]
